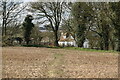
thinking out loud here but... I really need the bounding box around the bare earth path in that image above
[2,47,118,78]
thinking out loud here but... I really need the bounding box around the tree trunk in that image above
[2,19,7,36]
[117,31,120,51]
[76,24,86,47]
[2,2,7,36]
[100,42,104,50]
[77,36,85,47]
[99,38,104,50]
[104,39,109,50]
[101,25,110,50]
[104,25,109,50]
[26,41,29,45]
[117,41,120,52]
[54,31,59,47]
[4,23,7,35]
[2,20,4,36]
[104,33,109,50]
[111,41,115,50]
[117,40,120,51]
[25,37,30,45]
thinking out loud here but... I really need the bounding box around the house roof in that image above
[59,33,75,42]
[59,38,75,42]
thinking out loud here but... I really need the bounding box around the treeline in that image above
[1,1,120,51]
[62,2,120,51]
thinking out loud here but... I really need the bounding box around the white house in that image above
[58,32,89,48]
[58,32,77,47]
[39,26,89,48]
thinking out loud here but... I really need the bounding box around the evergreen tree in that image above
[23,15,34,45]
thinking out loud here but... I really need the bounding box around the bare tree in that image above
[0,0,26,36]
[30,2,65,47]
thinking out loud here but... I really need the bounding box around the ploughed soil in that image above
[2,47,118,78]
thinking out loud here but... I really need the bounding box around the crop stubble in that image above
[2,47,118,78]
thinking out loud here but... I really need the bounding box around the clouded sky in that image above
[23,0,34,2]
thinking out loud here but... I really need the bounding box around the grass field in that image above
[2,47,119,78]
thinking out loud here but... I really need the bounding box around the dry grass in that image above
[2,47,118,78]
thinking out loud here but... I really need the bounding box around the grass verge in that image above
[63,47,119,53]
[21,44,119,53]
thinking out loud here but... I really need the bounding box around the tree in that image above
[76,24,86,47]
[0,1,26,36]
[30,26,42,45]
[110,2,120,51]
[23,15,34,45]
[30,2,64,47]
[61,2,78,43]
[88,3,112,50]
[71,2,92,47]
[61,18,76,42]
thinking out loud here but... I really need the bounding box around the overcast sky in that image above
[23,0,39,2]
[22,0,119,2]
